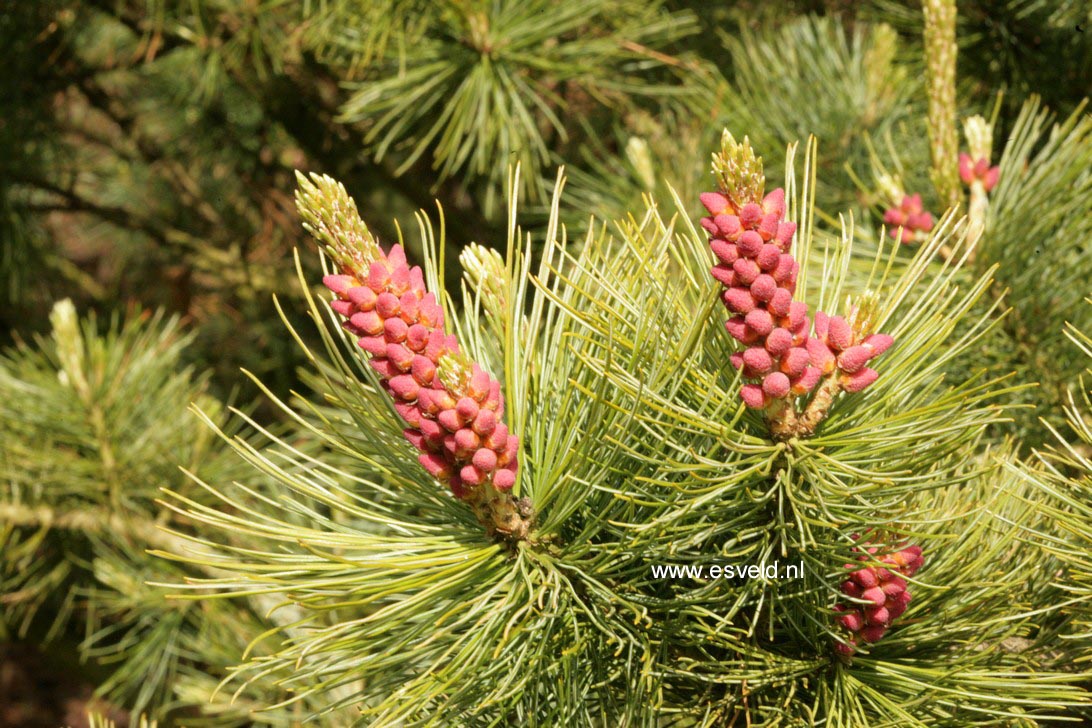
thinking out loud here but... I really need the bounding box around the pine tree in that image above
[152,129,1091,722]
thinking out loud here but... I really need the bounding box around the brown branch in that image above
[14,173,207,252]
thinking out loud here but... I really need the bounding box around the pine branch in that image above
[150,137,1092,721]
[0,299,334,722]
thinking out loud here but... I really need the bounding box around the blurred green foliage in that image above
[1,0,1091,723]
[3,0,1088,403]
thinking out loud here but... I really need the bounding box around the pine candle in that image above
[700,132,894,437]
[297,173,531,541]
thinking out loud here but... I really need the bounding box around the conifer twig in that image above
[923,0,961,210]
[960,115,998,255]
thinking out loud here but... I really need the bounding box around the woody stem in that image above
[463,485,534,543]
[966,179,988,260]
[795,375,843,437]
[766,396,800,441]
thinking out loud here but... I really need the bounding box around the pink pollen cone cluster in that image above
[701,189,894,409]
[834,544,924,655]
[703,188,820,409]
[323,244,518,499]
[959,153,1000,192]
[807,312,893,394]
[883,194,934,244]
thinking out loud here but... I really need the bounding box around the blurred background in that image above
[1,0,1089,725]
[4,0,1089,404]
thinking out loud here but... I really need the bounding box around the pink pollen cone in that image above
[739,384,767,409]
[320,243,518,500]
[701,192,731,216]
